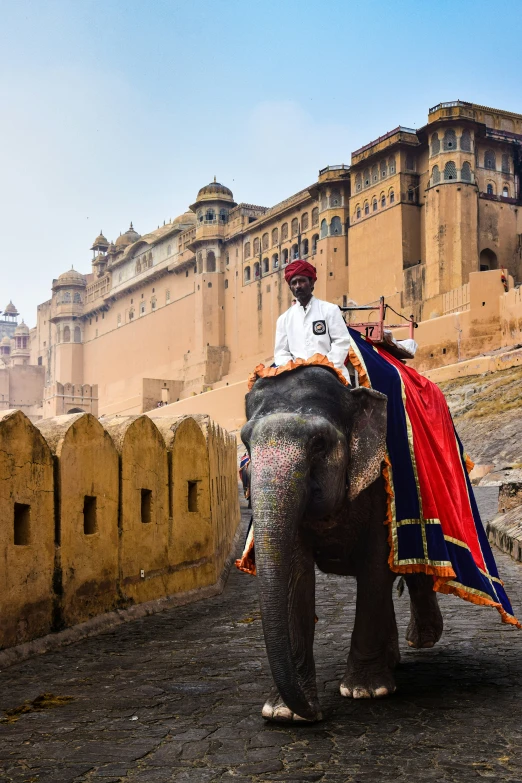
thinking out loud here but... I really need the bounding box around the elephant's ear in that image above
[348,387,387,500]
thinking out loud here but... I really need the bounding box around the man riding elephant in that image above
[274,259,351,382]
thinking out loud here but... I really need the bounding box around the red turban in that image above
[284,259,317,284]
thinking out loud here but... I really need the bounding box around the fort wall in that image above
[0,410,240,651]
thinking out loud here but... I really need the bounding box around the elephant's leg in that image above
[405,573,443,649]
[261,540,320,723]
[340,553,398,699]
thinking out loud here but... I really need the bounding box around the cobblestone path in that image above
[1,506,522,783]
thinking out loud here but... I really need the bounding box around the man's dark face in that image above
[289,274,314,306]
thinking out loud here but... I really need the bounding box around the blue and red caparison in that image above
[347,327,520,627]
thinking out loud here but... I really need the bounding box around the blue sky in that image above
[1,0,521,325]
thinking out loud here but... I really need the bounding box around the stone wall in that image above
[0,410,240,650]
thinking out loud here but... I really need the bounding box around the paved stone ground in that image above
[1,505,522,783]
[473,486,500,524]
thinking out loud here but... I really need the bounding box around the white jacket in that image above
[274,296,351,381]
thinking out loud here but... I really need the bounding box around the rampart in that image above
[0,409,240,651]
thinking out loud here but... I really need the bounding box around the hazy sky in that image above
[1,0,521,326]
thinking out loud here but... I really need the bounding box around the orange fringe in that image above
[434,579,522,628]
[347,347,371,389]
[464,453,475,474]
[247,353,349,391]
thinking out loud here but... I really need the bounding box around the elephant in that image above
[240,364,443,723]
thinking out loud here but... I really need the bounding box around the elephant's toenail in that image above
[261,704,274,719]
[353,688,371,699]
[273,707,293,720]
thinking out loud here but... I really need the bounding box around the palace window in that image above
[244,266,251,283]
[407,189,414,202]
[330,189,341,206]
[197,252,203,274]
[431,133,440,155]
[262,232,269,250]
[330,216,342,234]
[74,326,81,343]
[443,129,457,151]
[312,207,319,226]
[272,227,278,246]
[355,173,362,192]
[381,161,387,178]
[405,154,415,171]
[321,193,328,210]
[205,208,215,222]
[73,292,82,304]
[444,161,457,180]
[291,218,298,236]
[432,165,440,184]
[219,208,228,223]
[263,257,269,274]
[282,248,289,265]
[301,212,309,230]
[363,168,370,187]
[224,279,229,289]
[281,223,288,240]
[502,186,509,198]
[364,202,370,215]
[388,156,396,174]
[461,162,472,182]
[484,150,496,170]
[291,243,299,259]
[244,242,251,258]
[312,234,319,254]
[372,165,379,183]
[502,154,510,174]
[151,297,157,310]
[389,190,395,204]
[356,206,362,219]
[487,183,494,195]
[62,291,71,304]
[301,238,309,256]
[63,325,70,342]
[460,130,471,151]
[272,253,279,269]
[373,198,378,211]
[254,262,260,279]
[253,237,260,254]
[140,301,146,316]
[129,308,134,320]
[320,218,328,237]
[135,260,142,274]
[206,251,216,273]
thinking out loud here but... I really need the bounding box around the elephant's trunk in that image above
[251,415,322,721]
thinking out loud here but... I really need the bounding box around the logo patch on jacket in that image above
[313,320,327,335]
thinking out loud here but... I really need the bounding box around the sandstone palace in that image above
[4,100,522,418]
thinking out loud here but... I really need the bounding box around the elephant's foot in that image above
[405,575,443,649]
[406,610,443,648]
[261,688,322,723]
[340,654,397,699]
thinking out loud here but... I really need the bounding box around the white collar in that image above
[298,295,315,313]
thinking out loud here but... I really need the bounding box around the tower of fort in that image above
[16,100,522,417]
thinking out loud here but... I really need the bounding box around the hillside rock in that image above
[439,366,522,468]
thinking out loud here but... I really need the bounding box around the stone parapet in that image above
[0,411,240,651]
[487,507,522,563]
